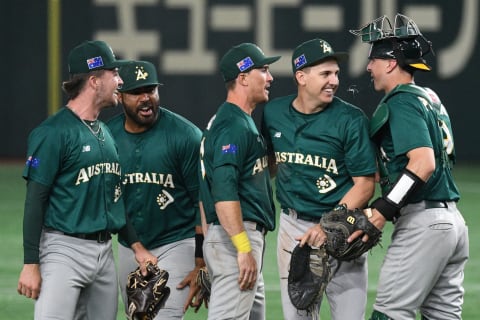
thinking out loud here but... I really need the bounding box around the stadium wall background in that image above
[1,0,478,161]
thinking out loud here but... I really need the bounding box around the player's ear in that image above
[295,70,306,86]
[386,59,398,73]
[238,72,249,86]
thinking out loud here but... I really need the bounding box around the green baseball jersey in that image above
[370,84,460,202]
[262,95,377,216]
[23,107,126,234]
[199,102,275,231]
[107,108,202,249]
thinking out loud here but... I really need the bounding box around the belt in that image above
[212,220,267,235]
[45,228,112,243]
[422,200,448,209]
[283,208,321,223]
[395,200,451,221]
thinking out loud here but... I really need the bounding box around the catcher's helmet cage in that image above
[350,13,433,71]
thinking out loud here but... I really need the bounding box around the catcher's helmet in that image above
[368,38,431,71]
[350,13,433,72]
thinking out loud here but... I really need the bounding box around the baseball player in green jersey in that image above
[262,38,377,320]
[17,40,127,319]
[198,43,279,320]
[350,14,469,319]
[107,60,205,318]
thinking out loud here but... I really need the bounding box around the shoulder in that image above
[330,96,368,118]
[105,113,125,131]
[160,108,201,133]
[29,108,74,137]
[264,94,296,113]
[158,108,202,143]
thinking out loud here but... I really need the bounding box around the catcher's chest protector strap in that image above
[369,84,440,138]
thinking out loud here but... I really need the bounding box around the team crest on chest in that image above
[157,189,174,210]
[316,174,337,194]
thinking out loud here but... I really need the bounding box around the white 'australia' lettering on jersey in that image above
[75,162,121,185]
[274,152,338,174]
[122,172,175,188]
[252,156,269,175]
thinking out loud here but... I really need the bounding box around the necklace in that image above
[66,105,105,141]
[79,118,105,141]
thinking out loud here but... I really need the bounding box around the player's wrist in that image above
[195,233,204,258]
[371,168,425,221]
[231,231,252,253]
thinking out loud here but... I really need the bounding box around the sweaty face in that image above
[120,85,160,132]
[301,60,340,107]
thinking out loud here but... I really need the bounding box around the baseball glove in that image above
[288,244,331,312]
[320,206,382,261]
[126,262,171,320]
[195,266,211,307]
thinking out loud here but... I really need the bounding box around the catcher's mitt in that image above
[288,244,331,312]
[194,266,211,308]
[126,262,170,320]
[320,206,382,261]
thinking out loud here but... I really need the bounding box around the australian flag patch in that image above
[236,57,254,72]
[87,56,104,70]
[294,54,307,69]
[26,156,40,168]
[222,144,238,154]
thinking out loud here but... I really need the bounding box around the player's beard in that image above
[124,103,160,129]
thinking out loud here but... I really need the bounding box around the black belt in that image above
[283,208,321,223]
[395,200,450,221]
[422,200,448,209]
[46,228,112,243]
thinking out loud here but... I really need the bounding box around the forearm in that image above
[339,175,375,209]
[371,147,435,221]
[23,180,49,264]
[215,201,245,237]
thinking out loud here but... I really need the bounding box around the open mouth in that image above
[138,106,153,117]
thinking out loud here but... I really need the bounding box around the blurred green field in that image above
[1,162,478,319]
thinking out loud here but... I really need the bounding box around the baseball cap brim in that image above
[261,56,282,66]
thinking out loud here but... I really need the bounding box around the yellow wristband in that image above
[231,231,252,253]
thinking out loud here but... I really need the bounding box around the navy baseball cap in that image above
[68,40,128,74]
[292,39,348,72]
[219,43,281,82]
[118,60,162,93]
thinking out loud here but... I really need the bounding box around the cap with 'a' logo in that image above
[292,39,348,72]
[118,60,162,93]
[68,40,128,74]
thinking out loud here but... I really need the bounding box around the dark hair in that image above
[225,78,236,91]
[62,69,106,100]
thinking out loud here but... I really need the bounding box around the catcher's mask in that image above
[350,13,433,72]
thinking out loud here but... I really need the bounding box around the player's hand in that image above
[17,264,42,300]
[348,208,386,243]
[131,242,158,276]
[295,224,327,248]
[178,258,206,313]
[237,252,257,291]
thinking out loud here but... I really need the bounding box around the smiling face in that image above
[296,59,340,109]
[119,85,160,133]
[95,68,124,109]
